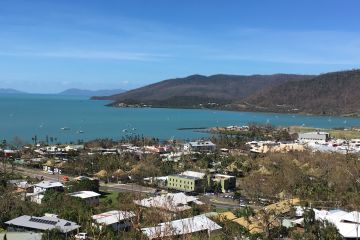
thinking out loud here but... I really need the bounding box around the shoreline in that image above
[104,101,360,119]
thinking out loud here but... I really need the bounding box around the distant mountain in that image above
[59,88,126,97]
[93,74,313,108]
[234,69,360,116]
[0,88,27,94]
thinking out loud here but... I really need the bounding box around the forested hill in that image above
[235,70,360,116]
[92,74,312,107]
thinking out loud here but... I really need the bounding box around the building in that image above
[134,192,203,212]
[141,215,222,239]
[68,191,101,206]
[0,232,42,240]
[28,181,64,204]
[219,198,300,234]
[167,171,206,193]
[8,180,33,193]
[5,214,79,236]
[184,141,216,152]
[33,181,63,194]
[92,210,135,231]
[298,131,330,142]
[211,174,236,193]
[294,209,360,239]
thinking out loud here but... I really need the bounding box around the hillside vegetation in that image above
[94,69,360,116]
[236,70,360,116]
[93,74,312,108]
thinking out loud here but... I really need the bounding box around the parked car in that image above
[75,232,88,239]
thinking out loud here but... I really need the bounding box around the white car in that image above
[75,233,88,239]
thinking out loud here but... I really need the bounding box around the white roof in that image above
[134,193,203,212]
[92,210,135,225]
[297,209,360,239]
[5,215,79,233]
[301,131,329,135]
[180,171,205,179]
[68,191,101,199]
[141,215,221,239]
[34,181,63,189]
[188,141,215,147]
[213,174,235,179]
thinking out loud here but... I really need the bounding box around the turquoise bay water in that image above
[1,94,360,143]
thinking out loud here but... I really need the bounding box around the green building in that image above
[211,174,236,193]
[167,171,206,193]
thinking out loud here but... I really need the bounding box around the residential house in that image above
[134,192,203,212]
[68,191,101,206]
[184,141,216,153]
[92,210,135,231]
[5,214,79,237]
[141,215,222,239]
[29,181,64,204]
[294,208,360,239]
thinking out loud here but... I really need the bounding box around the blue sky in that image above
[0,0,360,93]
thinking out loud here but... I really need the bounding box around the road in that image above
[9,166,157,194]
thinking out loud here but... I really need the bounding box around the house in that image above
[29,181,64,204]
[33,181,64,194]
[134,192,203,212]
[0,232,42,240]
[167,171,206,193]
[5,214,79,236]
[211,174,236,193]
[3,149,18,158]
[219,198,301,234]
[68,191,101,206]
[141,215,222,239]
[184,141,216,152]
[8,180,33,193]
[298,131,330,142]
[92,210,135,231]
[294,209,360,239]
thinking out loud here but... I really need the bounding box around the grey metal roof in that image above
[5,215,79,233]
[0,232,42,240]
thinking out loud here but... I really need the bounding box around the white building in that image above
[184,141,216,152]
[298,131,330,142]
[92,210,135,231]
[134,192,203,212]
[5,214,79,235]
[295,208,360,239]
[29,181,64,204]
[68,191,101,206]
[141,215,222,239]
[33,181,63,194]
